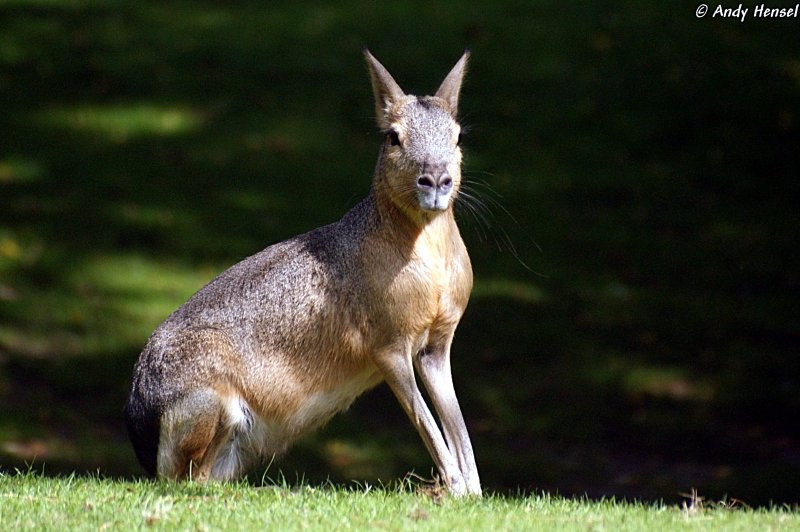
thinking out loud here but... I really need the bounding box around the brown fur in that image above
[124,49,481,495]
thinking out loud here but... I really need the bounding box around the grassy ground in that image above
[1,472,797,531]
[1,0,799,508]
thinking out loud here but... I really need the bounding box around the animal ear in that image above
[434,49,470,117]
[363,48,405,128]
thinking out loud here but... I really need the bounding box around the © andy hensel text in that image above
[696,3,800,20]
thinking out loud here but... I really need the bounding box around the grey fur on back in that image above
[125,197,379,474]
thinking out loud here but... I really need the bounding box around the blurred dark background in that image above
[1,1,798,506]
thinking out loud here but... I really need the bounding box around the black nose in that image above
[417,175,436,189]
[417,163,453,193]
[417,173,452,192]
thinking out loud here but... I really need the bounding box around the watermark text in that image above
[696,3,799,20]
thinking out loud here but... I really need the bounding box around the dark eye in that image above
[457,131,464,146]
[386,130,400,147]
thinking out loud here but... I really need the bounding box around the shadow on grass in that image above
[1,0,799,508]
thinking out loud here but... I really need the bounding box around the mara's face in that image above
[380,96,462,214]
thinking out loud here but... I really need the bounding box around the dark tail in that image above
[123,392,160,478]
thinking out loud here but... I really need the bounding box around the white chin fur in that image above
[418,193,451,212]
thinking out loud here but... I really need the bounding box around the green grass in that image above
[1,472,797,531]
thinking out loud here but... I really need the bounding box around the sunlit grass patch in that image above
[623,365,714,402]
[69,253,218,352]
[0,253,218,359]
[0,473,797,531]
[0,436,80,465]
[33,103,205,142]
[0,157,44,184]
[472,277,545,304]
[577,353,714,404]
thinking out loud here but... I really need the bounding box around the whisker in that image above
[456,180,546,276]
[372,172,545,276]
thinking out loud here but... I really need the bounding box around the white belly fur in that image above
[211,369,382,479]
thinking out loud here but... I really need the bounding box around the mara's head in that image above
[364,49,469,219]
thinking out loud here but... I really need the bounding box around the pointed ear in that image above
[363,48,405,128]
[434,50,470,117]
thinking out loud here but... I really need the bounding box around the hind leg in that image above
[157,388,234,481]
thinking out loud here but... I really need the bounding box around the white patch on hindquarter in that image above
[223,395,250,427]
[212,395,286,480]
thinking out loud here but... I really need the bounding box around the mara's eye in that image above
[457,131,465,146]
[386,130,401,147]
